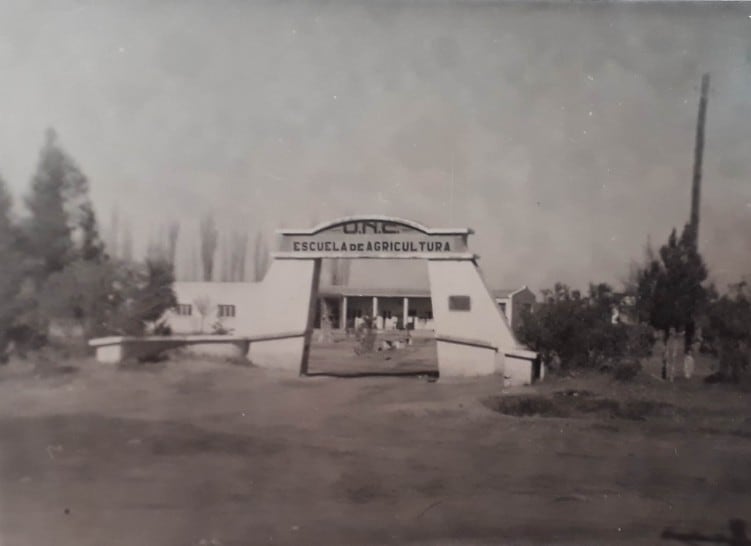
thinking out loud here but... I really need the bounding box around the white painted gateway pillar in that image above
[246,258,321,374]
[427,259,537,382]
[428,260,510,377]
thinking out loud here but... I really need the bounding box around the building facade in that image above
[166,281,535,335]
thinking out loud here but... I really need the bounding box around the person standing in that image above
[684,337,700,379]
[664,328,682,382]
[683,349,695,379]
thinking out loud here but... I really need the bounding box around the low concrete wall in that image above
[503,348,541,386]
[89,335,250,363]
[183,339,250,359]
[248,336,306,373]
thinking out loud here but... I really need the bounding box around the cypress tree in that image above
[23,129,105,280]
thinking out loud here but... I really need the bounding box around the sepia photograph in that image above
[0,1,749,544]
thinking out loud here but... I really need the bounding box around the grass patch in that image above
[483,393,680,421]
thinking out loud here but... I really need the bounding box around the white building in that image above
[165,281,535,335]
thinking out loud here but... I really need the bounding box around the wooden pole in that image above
[685,73,710,354]
[689,73,710,248]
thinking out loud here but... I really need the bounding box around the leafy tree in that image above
[516,282,650,372]
[634,224,709,347]
[253,230,270,282]
[0,175,27,360]
[107,205,120,259]
[329,258,351,286]
[121,218,133,262]
[229,231,248,281]
[37,256,177,339]
[37,260,121,339]
[166,220,180,265]
[193,296,213,333]
[130,257,178,328]
[705,281,750,382]
[200,214,218,281]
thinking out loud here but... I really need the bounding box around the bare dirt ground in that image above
[307,334,438,376]
[0,344,749,546]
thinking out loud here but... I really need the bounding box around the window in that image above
[217,304,236,318]
[448,295,471,311]
[176,304,192,316]
[408,309,417,317]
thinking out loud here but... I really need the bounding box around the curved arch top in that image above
[275,215,474,260]
[277,215,473,237]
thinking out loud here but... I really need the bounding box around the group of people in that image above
[662,327,699,381]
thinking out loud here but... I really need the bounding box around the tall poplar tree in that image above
[200,214,219,281]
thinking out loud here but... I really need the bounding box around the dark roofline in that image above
[319,285,531,299]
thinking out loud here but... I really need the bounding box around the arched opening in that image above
[246,215,538,383]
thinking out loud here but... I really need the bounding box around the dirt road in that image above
[0,352,749,545]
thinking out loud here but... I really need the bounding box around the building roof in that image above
[491,286,534,299]
[318,286,431,298]
[172,281,534,301]
[319,285,531,299]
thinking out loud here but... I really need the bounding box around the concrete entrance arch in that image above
[247,216,537,382]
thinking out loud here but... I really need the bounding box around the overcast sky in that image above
[0,1,749,291]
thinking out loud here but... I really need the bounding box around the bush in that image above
[625,323,655,358]
[150,320,173,336]
[612,359,642,382]
[32,256,177,341]
[211,321,234,335]
[516,283,652,373]
[704,281,751,382]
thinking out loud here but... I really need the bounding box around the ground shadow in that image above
[305,370,438,379]
[661,519,750,545]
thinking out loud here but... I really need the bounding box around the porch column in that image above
[372,296,378,319]
[340,296,347,330]
[403,297,409,329]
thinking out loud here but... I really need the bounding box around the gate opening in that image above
[306,260,439,377]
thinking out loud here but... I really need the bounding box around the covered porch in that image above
[315,287,435,331]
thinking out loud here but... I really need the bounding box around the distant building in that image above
[491,286,536,331]
[165,281,536,335]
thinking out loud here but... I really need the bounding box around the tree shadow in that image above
[661,519,750,545]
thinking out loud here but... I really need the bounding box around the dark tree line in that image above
[518,219,749,381]
[0,130,177,361]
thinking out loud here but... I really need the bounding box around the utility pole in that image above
[684,73,710,354]
[689,73,710,249]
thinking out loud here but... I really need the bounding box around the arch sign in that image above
[276,217,472,260]
[247,215,538,384]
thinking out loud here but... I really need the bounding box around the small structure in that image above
[492,286,536,331]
